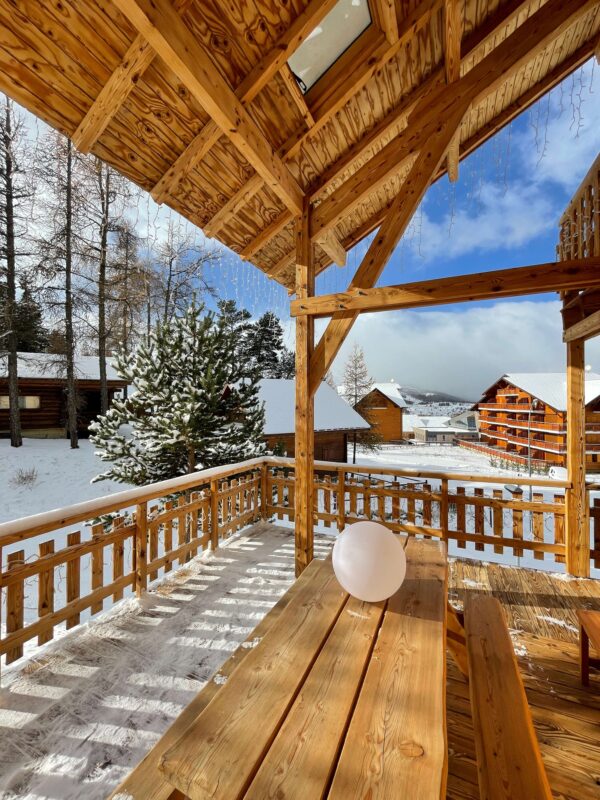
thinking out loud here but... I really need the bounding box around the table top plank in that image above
[160,556,348,800]
[244,591,385,799]
[327,538,448,800]
[577,609,600,650]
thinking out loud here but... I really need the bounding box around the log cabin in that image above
[354,381,407,442]
[473,372,600,471]
[0,352,127,438]
[259,378,369,462]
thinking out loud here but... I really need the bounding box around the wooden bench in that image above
[464,594,552,800]
[577,609,600,685]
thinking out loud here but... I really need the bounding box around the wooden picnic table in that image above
[159,537,448,800]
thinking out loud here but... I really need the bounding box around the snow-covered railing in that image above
[0,458,266,670]
[265,457,572,567]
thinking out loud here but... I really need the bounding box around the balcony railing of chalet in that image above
[557,151,600,261]
[2,455,597,673]
[478,402,547,412]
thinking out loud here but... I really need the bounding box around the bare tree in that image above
[0,97,35,446]
[343,343,377,464]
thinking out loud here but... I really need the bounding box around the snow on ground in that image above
[0,524,334,800]
[348,442,517,476]
[0,439,128,525]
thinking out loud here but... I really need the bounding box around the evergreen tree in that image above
[246,311,283,378]
[277,347,295,379]
[217,299,253,361]
[90,303,266,485]
[14,285,48,352]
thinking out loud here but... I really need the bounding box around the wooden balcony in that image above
[479,402,546,412]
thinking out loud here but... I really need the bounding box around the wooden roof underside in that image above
[0,0,598,292]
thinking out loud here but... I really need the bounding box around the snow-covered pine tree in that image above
[90,303,266,485]
[246,311,285,378]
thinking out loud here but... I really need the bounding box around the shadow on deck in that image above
[1,523,600,799]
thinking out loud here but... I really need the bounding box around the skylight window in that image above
[287,0,372,93]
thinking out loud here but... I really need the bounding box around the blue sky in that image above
[202,60,600,398]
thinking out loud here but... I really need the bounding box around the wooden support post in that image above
[295,198,315,577]
[135,502,148,597]
[565,338,590,576]
[260,462,269,520]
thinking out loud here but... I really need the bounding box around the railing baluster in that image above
[90,522,104,614]
[493,489,503,555]
[38,540,55,645]
[6,550,24,663]
[66,531,81,628]
[474,488,484,552]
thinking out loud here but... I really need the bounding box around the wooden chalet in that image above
[0,352,127,438]
[474,372,600,471]
[355,381,407,442]
[1,2,600,799]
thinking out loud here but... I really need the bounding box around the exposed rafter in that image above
[149,0,338,205]
[239,0,533,264]
[371,0,400,45]
[291,257,600,317]
[444,0,462,182]
[318,230,347,268]
[564,309,600,342]
[113,0,304,216]
[72,0,193,153]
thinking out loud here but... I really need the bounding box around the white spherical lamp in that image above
[332,521,406,603]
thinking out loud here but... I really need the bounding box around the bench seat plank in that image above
[245,593,385,799]
[160,558,348,799]
[327,538,448,800]
[577,609,600,650]
[108,557,328,800]
[465,595,552,800]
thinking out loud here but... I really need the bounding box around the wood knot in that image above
[398,741,424,758]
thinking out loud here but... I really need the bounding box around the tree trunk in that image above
[64,140,78,449]
[97,164,109,415]
[187,445,196,474]
[352,431,357,464]
[3,99,22,447]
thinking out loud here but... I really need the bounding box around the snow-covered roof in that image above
[402,413,423,432]
[488,372,600,411]
[1,352,124,382]
[417,415,451,428]
[259,379,369,435]
[370,381,408,409]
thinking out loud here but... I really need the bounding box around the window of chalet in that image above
[0,395,41,410]
[287,0,371,93]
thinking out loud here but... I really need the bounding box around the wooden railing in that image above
[0,458,265,667]
[266,458,570,563]
[0,455,590,670]
[557,152,600,261]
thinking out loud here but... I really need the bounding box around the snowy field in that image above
[0,439,128,525]
[347,442,517,476]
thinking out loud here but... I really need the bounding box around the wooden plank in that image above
[555,493,566,565]
[159,561,348,800]
[245,594,385,799]
[371,0,399,44]
[464,595,553,800]
[37,539,55,646]
[492,488,503,555]
[318,229,346,267]
[444,0,462,182]
[113,0,303,216]
[90,522,104,615]
[66,531,81,629]
[279,64,315,128]
[566,338,589,576]
[291,257,600,317]
[328,538,447,799]
[309,103,467,393]
[109,556,327,800]
[6,550,24,663]
[564,308,600,342]
[295,199,315,576]
[112,516,125,601]
[135,502,147,597]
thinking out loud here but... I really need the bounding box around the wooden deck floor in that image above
[448,560,600,800]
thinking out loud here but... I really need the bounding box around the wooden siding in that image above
[264,430,349,463]
[0,378,126,436]
[355,389,403,442]
[476,378,600,471]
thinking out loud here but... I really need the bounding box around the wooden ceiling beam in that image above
[114,0,304,216]
[240,0,529,265]
[371,0,400,45]
[444,0,462,182]
[274,33,596,290]
[72,0,192,153]
[308,103,467,394]
[149,0,337,205]
[309,0,595,242]
[318,230,347,268]
[564,308,600,343]
[203,0,442,238]
[291,257,600,317]
[279,65,315,129]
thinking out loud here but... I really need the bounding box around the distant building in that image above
[472,372,600,471]
[259,379,369,463]
[0,352,127,439]
[355,381,407,442]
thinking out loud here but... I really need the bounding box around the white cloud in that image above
[319,300,600,400]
